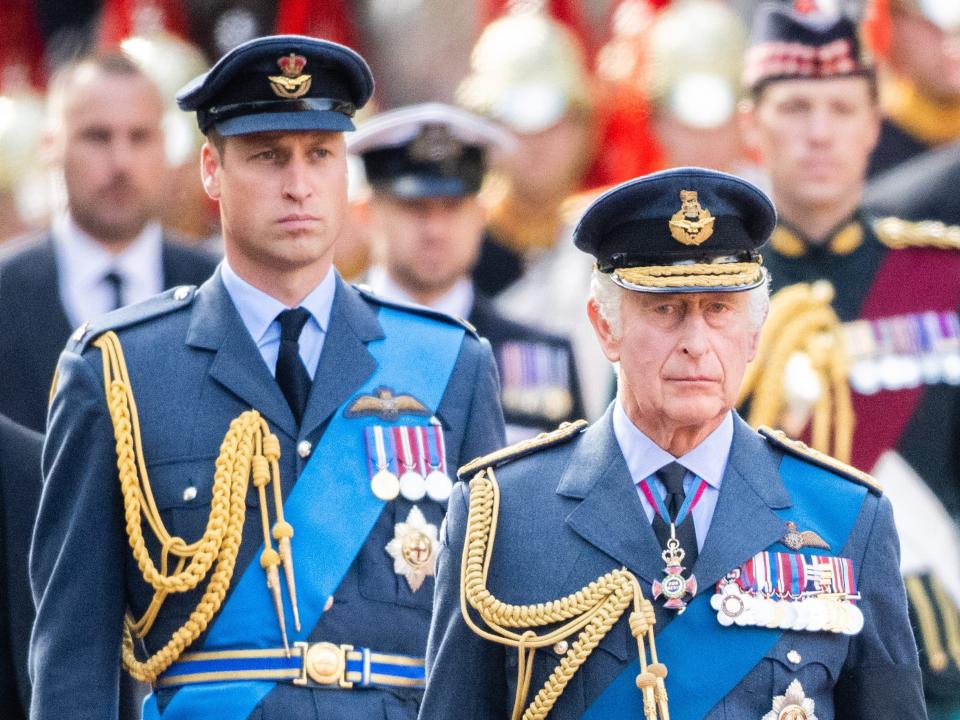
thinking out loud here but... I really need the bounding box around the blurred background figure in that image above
[458,4,598,299]
[864,0,960,177]
[738,4,960,714]
[0,51,217,434]
[0,91,48,244]
[351,102,585,441]
[866,138,960,224]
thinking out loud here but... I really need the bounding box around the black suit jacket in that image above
[0,233,218,432]
[0,414,42,720]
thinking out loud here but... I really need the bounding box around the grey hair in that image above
[588,267,770,338]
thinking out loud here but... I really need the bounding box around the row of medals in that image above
[844,313,960,395]
[371,466,453,503]
[711,580,864,635]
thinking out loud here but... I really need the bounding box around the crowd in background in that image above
[2,0,960,718]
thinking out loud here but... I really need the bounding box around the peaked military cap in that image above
[743,3,873,93]
[574,167,776,293]
[176,34,373,136]
[348,102,514,199]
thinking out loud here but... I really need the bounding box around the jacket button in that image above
[553,640,569,655]
[182,485,197,502]
[297,440,312,458]
[786,650,801,665]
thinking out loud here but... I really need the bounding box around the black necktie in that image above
[275,308,313,424]
[651,462,699,568]
[103,270,124,311]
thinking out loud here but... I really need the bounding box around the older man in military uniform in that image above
[29,36,505,720]
[350,102,585,442]
[422,168,925,719]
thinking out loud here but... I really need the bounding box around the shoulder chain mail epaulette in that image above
[873,217,960,251]
[458,419,588,478]
[759,426,883,495]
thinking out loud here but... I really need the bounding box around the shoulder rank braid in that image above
[458,423,669,720]
[873,217,960,251]
[738,281,854,463]
[93,331,301,682]
[759,426,883,496]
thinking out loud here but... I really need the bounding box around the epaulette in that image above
[458,419,588,478]
[873,217,960,251]
[758,426,883,496]
[67,285,197,353]
[353,283,478,336]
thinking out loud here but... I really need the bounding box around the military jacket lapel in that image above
[559,410,665,586]
[300,279,382,437]
[692,414,792,594]
[186,271,298,438]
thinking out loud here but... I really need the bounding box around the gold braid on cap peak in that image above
[614,261,762,290]
[93,332,300,682]
[460,467,668,720]
[737,281,854,462]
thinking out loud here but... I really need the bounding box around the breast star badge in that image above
[761,679,817,720]
[385,505,438,592]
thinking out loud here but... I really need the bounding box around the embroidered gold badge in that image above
[345,387,429,421]
[385,506,438,592]
[668,190,716,246]
[268,53,312,99]
[781,521,831,551]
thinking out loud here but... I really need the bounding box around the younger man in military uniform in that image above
[422,168,925,719]
[350,102,585,441]
[30,36,505,720]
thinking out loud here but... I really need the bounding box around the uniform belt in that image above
[156,642,425,689]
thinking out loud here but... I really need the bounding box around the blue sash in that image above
[582,454,868,719]
[144,307,464,720]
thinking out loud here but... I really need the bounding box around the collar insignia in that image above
[269,53,312,99]
[385,505,438,592]
[762,679,817,720]
[668,190,715,246]
[781,521,831,551]
[345,386,430,421]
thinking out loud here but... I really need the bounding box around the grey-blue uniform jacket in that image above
[422,410,926,719]
[29,270,505,720]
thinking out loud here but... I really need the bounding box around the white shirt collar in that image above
[220,259,336,346]
[612,399,733,489]
[367,265,474,319]
[51,213,164,326]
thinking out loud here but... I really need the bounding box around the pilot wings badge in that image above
[346,386,430,421]
[781,521,831,551]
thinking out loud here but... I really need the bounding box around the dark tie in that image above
[275,308,313,424]
[103,270,124,311]
[651,461,699,568]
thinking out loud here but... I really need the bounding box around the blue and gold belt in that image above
[157,642,425,690]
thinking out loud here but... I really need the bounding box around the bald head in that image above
[46,53,166,247]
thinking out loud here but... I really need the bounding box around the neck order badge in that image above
[582,456,868,720]
[143,306,464,719]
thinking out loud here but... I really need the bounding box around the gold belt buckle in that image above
[293,641,355,688]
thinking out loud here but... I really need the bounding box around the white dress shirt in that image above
[51,213,164,328]
[220,260,336,379]
[366,265,475,320]
[612,400,734,552]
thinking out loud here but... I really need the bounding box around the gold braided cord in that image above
[874,217,960,250]
[94,331,283,682]
[460,469,668,720]
[738,281,854,463]
[906,575,949,673]
[614,262,762,289]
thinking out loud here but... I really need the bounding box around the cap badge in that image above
[668,190,716,246]
[409,124,464,166]
[269,53,312,99]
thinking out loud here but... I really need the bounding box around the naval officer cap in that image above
[574,167,776,293]
[176,35,373,136]
[348,102,515,199]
